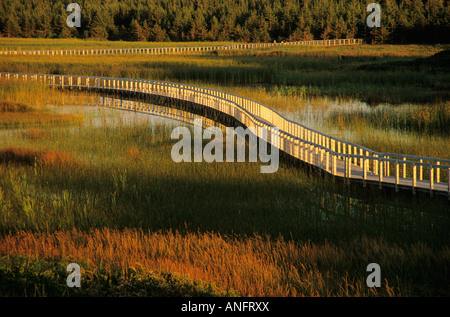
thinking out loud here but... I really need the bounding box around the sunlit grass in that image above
[5,228,447,297]
[0,44,449,297]
[0,38,234,51]
[1,43,448,105]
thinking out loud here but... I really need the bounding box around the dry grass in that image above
[0,79,98,109]
[0,100,33,112]
[0,87,85,128]
[21,128,48,141]
[0,228,418,297]
[126,146,142,162]
[0,44,448,297]
[0,146,78,168]
[0,111,84,128]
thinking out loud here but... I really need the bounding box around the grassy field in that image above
[1,40,449,159]
[1,42,448,105]
[0,38,234,51]
[0,40,449,297]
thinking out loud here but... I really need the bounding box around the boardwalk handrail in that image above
[0,39,363,56]
[1,71,449,198]
[143,78,450,167]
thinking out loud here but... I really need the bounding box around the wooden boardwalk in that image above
[0,39,363,56]
[1,39,449,199]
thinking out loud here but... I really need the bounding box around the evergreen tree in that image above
[5,15,21,38]
[130,19,148,41]
[151,23,168,42]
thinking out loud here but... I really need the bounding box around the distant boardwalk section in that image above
[0,39,363,56]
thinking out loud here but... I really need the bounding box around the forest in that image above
[0,0,449,44]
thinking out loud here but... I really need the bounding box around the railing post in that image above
[430,166,434,196]
[379,160,383,189]
[403,157,407,178]
[419,159,423,180]
[347,155,352,182]
[363,157,367,187]
[436,161,440,183]
[395,161,399,192]
[386,157,390,177]
[412,164,417,195]
[359,148,363,167]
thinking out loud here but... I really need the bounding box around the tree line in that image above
[0,0,449,43]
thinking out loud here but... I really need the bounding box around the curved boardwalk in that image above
[1,40,449,199]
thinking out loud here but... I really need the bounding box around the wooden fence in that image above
[0,39,363,56]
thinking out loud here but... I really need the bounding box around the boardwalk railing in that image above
[0,39,363,56]
[1,71,449,198]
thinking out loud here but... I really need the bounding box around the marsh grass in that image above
[0,80,95,128]
[0,118,448,296]
[4,228,447,297]
[0,44,449,297]
[322,101,450,159]
[0,111,84,129]
[328,102,450,134]
[0,38,233,51]
[0,100,32,112]
[1,44,449,104]
[0,147,78,168]
[0,79,98,108]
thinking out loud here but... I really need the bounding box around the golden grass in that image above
[0,79,98,109]
[0,228,410,297]
[0,111,84,128]
[21,127,48,140]
[0,146,78,167]
[0,82,87,128]
[125,145,142,162]
[0,100,33,112]
[0,38,234,51]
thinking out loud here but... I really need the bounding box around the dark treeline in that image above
[0,0,449,43]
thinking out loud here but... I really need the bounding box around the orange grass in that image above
[0,79,98,109]
[0,146,78,167]
[0,228,411,297]
[0,111,84,128]
[21,127,48,140]
[0,97,84,128]
[0,100,33,112]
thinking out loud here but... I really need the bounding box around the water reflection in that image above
[0,101,185,142]
[280,98,375,141]
[46,103,182,129]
